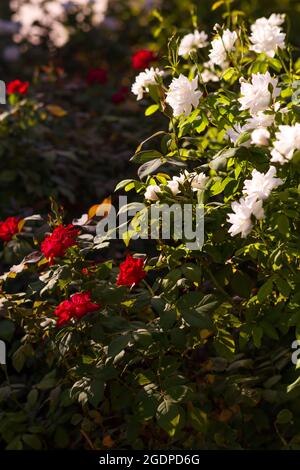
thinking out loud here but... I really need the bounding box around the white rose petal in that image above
[251,128,270,146]
[201,60,219,83]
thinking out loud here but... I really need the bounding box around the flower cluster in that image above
[117,254,146,287]
[41,224,80,264]
[165,75,202,117]
[131,67,163,100]
[226,112,275,145]
[271,124,300,164]
[208,29,237,67]
[178,30,208,56]
[228,167,283,238]
[0,216,22,242]
[53,291,100,326]
[239,71,280,116]
[11,0,109,47]
[144,170,208,200]
[7,79,29,95]
[249,14,286,58]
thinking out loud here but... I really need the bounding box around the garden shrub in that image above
[1,1,300,451]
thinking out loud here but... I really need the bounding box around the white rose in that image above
[190,172,209,191]
[178,30,208,56]
[271,123,300,164]
[227,197,264,238]
[249,15,286,58]
[144,185,161,201]
[166,74,202,117]
[209,29,238,67]
[239,72,280,116]
[131,67,164,101]
[243,166,283,201]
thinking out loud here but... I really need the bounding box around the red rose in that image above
[86,68,108,85]
[41,224,80,264]
[117,254,146,287]
[131,50,156,70]
[7,80,29,95]
[111,86,128,104]
[0,216,21,242]
[53,291,100,326]
[53,300,74,326]
[70,292,100,319]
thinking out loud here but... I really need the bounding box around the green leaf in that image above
[177,293,217,329]
[260,321,279,340]
[94,286,127,304]
[115,179,135,192]
[210,177,234,196]
[36,371,57,390]
[252,326,263,348]
[230,271,253,298]
[287,376,300,394]
[236,131,251,146]
[212,0,225,10]
[137,393,158,420]
[135,131,166,153]
[222,67,237,81]
[132,150,162,164]
[145,104,159,116]
[276,214,290,235]
[138,158,164,179]
[159,308,177,330]
[156,401,184,436]
[26,389,39,409]
[214,330,235,359]
[257,278,274,302]
[88,378,104,407]
[6,437,23,450]
[12,344,32,372]
[269,58,282,72]
[181,263,202,282]
[274,275,291,297]
[54,426,69,448]
[189,408,208,433]
[22,434,42,450]
[0,319,15,342]
[108,334,131,358]
[276,409,293,424]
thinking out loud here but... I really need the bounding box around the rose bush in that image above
[1,0,300,451]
